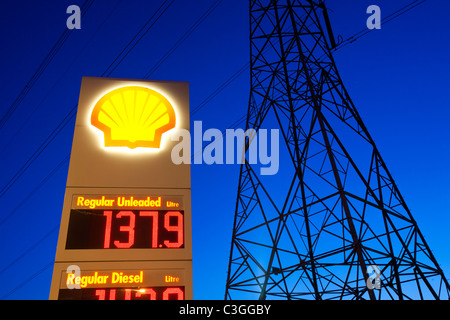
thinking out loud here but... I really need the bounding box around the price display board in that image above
[53,261,191,300]
[66,195,185,249]
[61,287,185,300]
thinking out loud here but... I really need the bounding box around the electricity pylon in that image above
[225,0,450,300]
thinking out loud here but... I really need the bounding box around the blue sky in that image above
[0,0,449,300]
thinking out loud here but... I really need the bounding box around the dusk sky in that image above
[1,0,449,300]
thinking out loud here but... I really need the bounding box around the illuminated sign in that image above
[59,287,185,300]
[91,86,176,149]
[65,194,185,249]
[50,78,192,300]
[66,271,144,288]
[58,267,186,300]
[73,195,181,209]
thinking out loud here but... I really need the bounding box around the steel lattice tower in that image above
[225,0,450,300]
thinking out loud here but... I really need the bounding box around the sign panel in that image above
[51,261,192,300]
[66,194,185,250]
[50,77,191,300]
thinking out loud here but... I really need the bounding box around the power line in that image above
[0,0,222,203]
[145,0,224,78]
[1,262,53,299]
[0,0,95,131]
[102,0,175,76]
[0,0,123,157]
[0,0,175,202]
[0,106,77,200]
[333,0,426,51]
[192,114,247,163]
[0,225,59,277]
[191,63,249,115]
[0,0,222,225]
[191,12,315,116]
[0,154,70,227]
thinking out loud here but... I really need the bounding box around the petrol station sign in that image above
[49,77,192,300]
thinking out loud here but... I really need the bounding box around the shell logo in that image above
[91,86,176,149]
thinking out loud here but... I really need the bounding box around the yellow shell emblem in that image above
[91,86,176,149]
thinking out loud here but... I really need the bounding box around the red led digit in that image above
[164,211,184,248]
[95,289,106,300]
[103,211,113,248]
[114,211,135,248]
[93,289,121,300]
[109,289,116,300]
[135,288,157,300]
[124,289,132,300]
[139,211,158,248]
[162,287,184,300]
